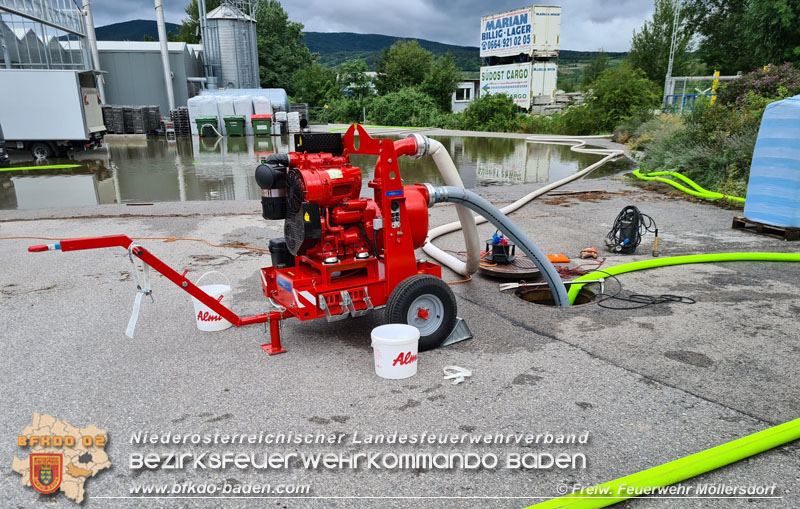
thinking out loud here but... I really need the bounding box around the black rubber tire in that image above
[386,275,457,351]
[30,142,53,159]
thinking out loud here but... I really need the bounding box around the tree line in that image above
[172,0,799,127]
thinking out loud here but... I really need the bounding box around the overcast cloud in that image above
[90,0,654,52]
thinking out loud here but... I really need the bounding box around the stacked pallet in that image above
[101,105,125,134]
[145,105,161,133]
[123,106,148,134]
[169,107,191,136]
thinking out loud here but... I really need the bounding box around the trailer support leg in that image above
[261,311,287,355]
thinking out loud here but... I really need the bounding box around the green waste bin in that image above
[195,116,219,137]
[224,115,245,137]
[251,114,272,136]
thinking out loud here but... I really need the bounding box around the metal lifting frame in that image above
[28,234,289,354]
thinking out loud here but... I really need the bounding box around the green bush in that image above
[582,63,660,133]
[461,94,521,132]
[368,87,440,127]
[613,108,657,143]
[327,97,370,124]
[621,113,683,152]
[717,63,800,106]
[518,113,562,134]
[431,111,464,130]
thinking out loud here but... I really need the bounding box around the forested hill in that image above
[93,22,624,71]
[303,32,626,71]
[94,20,181,41]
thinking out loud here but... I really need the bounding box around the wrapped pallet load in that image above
[216,96,235,136]
[274,110,288,135]
[187,96,217,136]
[233,95,254,136]
[287,112,301,133]
[744,94,800,228]
[253,96,273,116]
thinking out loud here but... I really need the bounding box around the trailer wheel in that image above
[30,142,53,159]
[386,275,457,351]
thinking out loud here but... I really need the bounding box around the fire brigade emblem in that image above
[30,453,63,494]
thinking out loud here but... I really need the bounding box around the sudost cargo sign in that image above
[480,63,533,109]
[480,7,533,57]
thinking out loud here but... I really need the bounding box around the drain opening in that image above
[515,286,596,306]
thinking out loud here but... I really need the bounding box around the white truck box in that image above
[532,62,558,104]
[0,69,105,157]
[480,5,561,59]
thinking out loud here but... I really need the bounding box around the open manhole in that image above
[515,285,597,306]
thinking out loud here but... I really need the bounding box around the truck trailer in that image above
[0,70,106,159]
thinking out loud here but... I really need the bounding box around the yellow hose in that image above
[633,169,744,203]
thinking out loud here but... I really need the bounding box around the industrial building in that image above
[94,41,205,116]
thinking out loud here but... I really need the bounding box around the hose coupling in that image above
[406,133,430,160]
[430,185,449,204]
[422,183,437,208]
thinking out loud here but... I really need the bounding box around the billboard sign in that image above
[480,6,533,58]
[480,63,533,109]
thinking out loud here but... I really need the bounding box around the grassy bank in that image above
[617,63,800,198]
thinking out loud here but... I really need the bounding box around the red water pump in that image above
[255,125,458,353]
[27,125,465,356]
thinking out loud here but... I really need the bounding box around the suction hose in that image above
[568,252,800,305]
[428,185,570,307]
[407,134,481,275]
[423,135,623,278]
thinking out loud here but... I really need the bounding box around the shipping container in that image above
[532,6,561,58]
[480,5,561,59]
[531,62,558,104]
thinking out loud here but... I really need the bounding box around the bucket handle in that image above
[195,271,232,301]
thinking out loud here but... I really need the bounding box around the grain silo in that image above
[204,2,259,89]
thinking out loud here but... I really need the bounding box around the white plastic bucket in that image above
[191,271,233,332]
[371,324,420,379]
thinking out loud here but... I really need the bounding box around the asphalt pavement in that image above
[1,148,798,508]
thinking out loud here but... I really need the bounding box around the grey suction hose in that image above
[428,185,570,307]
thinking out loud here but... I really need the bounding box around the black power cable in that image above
[580,270,696,310]
[605,206,657,254]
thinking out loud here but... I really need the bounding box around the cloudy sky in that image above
[91,0,654,52]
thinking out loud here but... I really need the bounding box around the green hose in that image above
[530,417,800,508]
[0,164,81,172]
[568,252,800,305]
[633,169,744,204]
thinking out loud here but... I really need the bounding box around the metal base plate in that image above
[441,317,473,347]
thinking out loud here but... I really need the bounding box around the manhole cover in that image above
[479,254,541,279]
[515,286,597,306]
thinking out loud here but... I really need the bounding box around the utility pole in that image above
[82,0,105,102]
[663,0,683,109]
[155,0,175,110]
[198,0,212,80]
